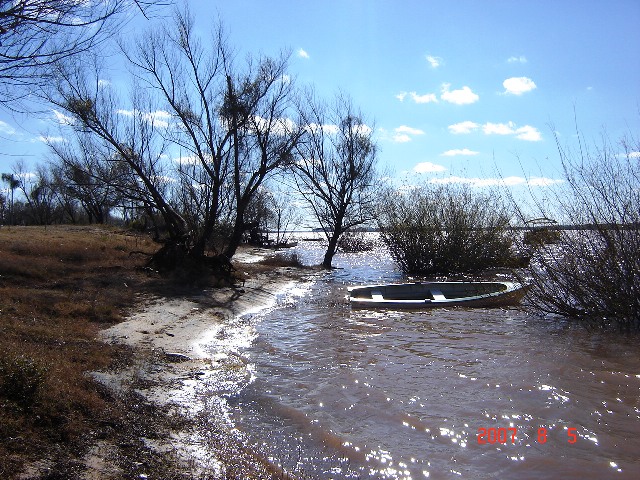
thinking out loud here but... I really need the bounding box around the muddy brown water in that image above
[200,242,640,479]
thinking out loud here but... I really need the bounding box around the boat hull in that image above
[348,281,526,309]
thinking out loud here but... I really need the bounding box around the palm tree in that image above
[1,173,21,225]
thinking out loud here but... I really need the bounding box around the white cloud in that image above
[392,125,424,143]
[448,121,479,134]
[38,135,65,143]
[0,120,16,135]
[53,109,76,126]
[483,121,517,135]
[117,109,172,128]
[628,151,640,159]
[410,91,438,104]
[306,123,339,134]
[515,125,542,141]
[396,91,439,104]
[174,155,201,165]
[441,148,479,157]
[440,83,479,105]
[528,177,563,187]
[507,56,528,64]
[451,120,541,141]
[254,115,297,135]
[97,79,111,88]
[482,122,542,141]
[429,175,561,187]
[297,48,310,59]
[414,162,447,173]
[503,77,537,95]
[395,125,425,136]
[426,55,442,68]
[354,124,372,135]
[17,171,37,181]
[394,134,412,143]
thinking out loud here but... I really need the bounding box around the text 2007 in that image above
[477,427,578,444]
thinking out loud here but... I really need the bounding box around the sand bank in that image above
[90,260,314,479]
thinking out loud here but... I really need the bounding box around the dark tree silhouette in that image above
[293,92,377,268]
[0,0,164,104]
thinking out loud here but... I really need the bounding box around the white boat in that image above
[348,281,526,309]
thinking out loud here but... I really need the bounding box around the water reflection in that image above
[206,240,640,479]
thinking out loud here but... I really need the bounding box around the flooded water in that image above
[201,240,640,479]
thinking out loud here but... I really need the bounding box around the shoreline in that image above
[90,261,315,479]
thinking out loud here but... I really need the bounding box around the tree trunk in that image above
[223,218,245,260]
[322,230,341,269]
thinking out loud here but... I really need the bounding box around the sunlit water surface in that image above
[199,240,640,479]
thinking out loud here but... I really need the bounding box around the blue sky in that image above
[1,0,639,193]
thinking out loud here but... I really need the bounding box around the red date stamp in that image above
[477,427,578,444]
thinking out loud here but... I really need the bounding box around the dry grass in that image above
[0,225,158,478]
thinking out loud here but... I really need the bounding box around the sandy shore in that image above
[88,255,313,479]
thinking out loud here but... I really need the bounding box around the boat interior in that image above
[351,282,509,300]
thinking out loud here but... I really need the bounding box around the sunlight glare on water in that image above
[202,239,640,479]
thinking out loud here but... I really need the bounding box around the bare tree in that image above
[48,61,190,257]
[0,190,5,223]
[265,185,301,246]
[293,92,377,268]
[13,161,60,225]
[0,0,165,104]
[47,10,303,274]
[220,55,303,258]
[124,9,303,259]
[48,133,125,223]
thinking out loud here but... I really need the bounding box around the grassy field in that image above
[0,225,162,477]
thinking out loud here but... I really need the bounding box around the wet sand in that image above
[89,255,311,479]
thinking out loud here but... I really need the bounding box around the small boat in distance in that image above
[348,281,526,309]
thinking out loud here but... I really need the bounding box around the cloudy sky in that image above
[1,0,639,191]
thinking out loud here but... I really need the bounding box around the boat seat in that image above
[430,289,447,301]
[371,290,384,301]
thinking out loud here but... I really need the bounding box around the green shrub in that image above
[378,185,518,275]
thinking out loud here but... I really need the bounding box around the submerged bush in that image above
[338,230,376,252]
[517,132,640,331]
[377,185,518,275]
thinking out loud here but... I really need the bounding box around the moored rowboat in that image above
[348,281,526,308]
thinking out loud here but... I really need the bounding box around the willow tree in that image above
[293,93,378,268]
